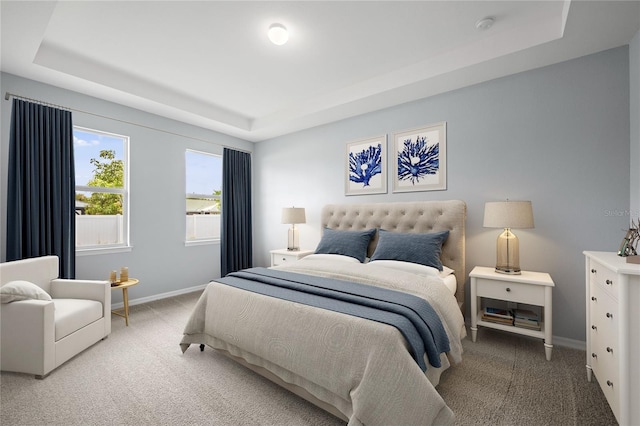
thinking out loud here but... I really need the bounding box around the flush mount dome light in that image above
[268,23,289,45]
[475,17,495,30]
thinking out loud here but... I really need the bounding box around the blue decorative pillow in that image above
[370,229,450,270]
[315,228,376,263]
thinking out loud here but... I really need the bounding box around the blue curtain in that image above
[6,99,76,278]
[221,148,252,276]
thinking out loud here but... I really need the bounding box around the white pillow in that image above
[0,280,52,304]
[301,253,361,263]
[367,260,454,278]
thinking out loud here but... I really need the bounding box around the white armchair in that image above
[0,255,111,378]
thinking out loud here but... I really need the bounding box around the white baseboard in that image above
[114,291,587,352]
[552,335,585,351]
[111,283,207,310]
[464,319,586,351]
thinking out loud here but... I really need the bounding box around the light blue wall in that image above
[1,45,632,342]
[253,47,631,343]
[631,30,640,218]
[0,72,253,305]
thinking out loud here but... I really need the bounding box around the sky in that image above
[74,128,125,186]
[74,128,222,194]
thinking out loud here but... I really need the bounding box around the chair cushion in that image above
[53,299,103,341]
[1,280,52,303]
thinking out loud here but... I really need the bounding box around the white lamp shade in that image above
[483,201,534,229]
[281,207,306,224]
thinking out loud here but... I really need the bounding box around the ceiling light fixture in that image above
[475,17,495,31]
[268,23,289,45]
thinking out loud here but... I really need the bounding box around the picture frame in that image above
[392,122,446,193]
[345,135,387,196]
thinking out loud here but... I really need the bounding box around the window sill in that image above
[76,246,133,256]
[185,239,220,247]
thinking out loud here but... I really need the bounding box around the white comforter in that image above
[181,259,466,425]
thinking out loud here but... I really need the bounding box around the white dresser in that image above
[584,251,640,425]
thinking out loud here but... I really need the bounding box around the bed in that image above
[181,200,467,425]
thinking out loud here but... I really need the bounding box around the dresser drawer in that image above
[588,260,618,300]
[591,342,621,420]
[476,278,545,305]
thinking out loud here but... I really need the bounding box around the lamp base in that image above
[287,226,300,251]
[495,267,522,275]
[495,229,521,275]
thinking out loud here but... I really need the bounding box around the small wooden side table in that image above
[110,278,139,326]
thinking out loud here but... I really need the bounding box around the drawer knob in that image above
[591,352,597,358]
[606,279,613,286]
[591,269,597,273]
[591,296,597,302]
[607,380,613,387]
[606,312,613,319]
[591,325,597,330]
[606,347,613,353]
[505,287,511,292]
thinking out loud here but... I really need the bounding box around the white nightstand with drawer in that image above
[270,248,314,267]
[470,266,555,360]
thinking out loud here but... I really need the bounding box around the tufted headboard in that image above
[321,200,467,308]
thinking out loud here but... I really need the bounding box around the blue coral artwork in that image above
[345,135,387,195]
[393,122,447,193]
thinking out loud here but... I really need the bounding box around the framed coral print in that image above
[345,135,387,196]
[392,122,446,193]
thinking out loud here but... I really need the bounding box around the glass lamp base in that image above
[495,267,522,275]
[495,229,521,275]
[287,226,300,251]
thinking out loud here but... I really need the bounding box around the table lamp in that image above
[281,207,306,251]
[483,200,534,274]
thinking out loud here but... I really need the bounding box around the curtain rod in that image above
[4,91,252,154]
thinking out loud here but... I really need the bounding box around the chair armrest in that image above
[50,279,110,304]
[0,300,55,375]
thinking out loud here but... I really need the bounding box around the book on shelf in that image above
[483,306,513,319]
[513,308,539,322]
[514,319,541,330]
[513,309,541,330]
[481,314,514,325]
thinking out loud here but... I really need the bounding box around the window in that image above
[185,150,222,243]
[74,127,129,252]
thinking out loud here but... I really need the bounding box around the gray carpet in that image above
[1,291,617,425]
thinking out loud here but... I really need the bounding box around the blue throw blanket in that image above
[217,267,449,371]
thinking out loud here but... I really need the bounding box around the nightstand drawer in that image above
[272,252,299,266]
[476,278,545,305]
[270,249,314,267]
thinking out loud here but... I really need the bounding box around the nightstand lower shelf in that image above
[475,317,546,339]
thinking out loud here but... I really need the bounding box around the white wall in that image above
[630,30,640,219]
[253,46,631,343]
[0,72,253,305]
[1,45,633,342]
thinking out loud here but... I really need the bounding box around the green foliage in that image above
[213,189,221,211]
[85,150,124,215]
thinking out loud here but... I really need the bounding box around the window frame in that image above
[185,149,222,246]
[74,126,131,255]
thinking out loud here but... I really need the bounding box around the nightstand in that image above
[469,266,555,360]
[270,248,314,267]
